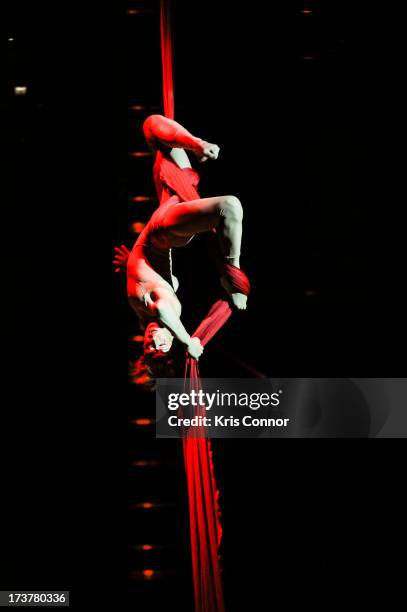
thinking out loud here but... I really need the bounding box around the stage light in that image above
[131,334,144,342]
[128,105,160,111]
[133,543,164,552]
[131,569,175,581]
[301,9,313,15]
[126,9,157,15]
[130,221,146,234]
[14,86,27,96]
[133,502,162,509]
[129,196,155,202]
[142,569,155,579]
[128,151,152,157]
[133,418,155,426]
[132,460,160,467]
[8,37,14,42]
[132,501,174,509]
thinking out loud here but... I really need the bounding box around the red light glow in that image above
[131,335,144,342]
[133,418,154,426]
[142,569,155,579]
[130,222,146,234]
[129,196,155,202]
[132,460,160,467]
[128,151,152,157]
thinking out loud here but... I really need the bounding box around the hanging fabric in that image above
[159,3,250,610]
[160,0,175,120]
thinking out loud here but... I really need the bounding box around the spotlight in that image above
[131,335,144,342]
[14,86,27,96]
[132,460,160,467]
[128,151,152,157]
[129,196,155,203]
[130,221,146,234]
[133,418,155,426]
[142,569,155,580]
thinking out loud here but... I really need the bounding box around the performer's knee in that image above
[219,195,243,222]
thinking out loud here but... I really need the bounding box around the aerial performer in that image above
[115,113,250,388]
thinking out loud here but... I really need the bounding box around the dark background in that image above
[2,1,405,610]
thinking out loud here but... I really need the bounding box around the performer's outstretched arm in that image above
[143,114,219,162]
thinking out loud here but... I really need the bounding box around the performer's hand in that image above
[186,337,204,360]
[195,141,220,163]
[113,244,130,273]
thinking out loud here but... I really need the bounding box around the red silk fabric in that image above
[157,152,228,609]
[154,151,202,204]
[160,0,174,120]
[181,292,245,612]
[182,301,232,612]
[223,262,251,296]
[159,4,249,610]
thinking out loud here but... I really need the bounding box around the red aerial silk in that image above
[159,3,250,610]
[182,301,231,612]
[160,0,174,120]
[154,151,201,204]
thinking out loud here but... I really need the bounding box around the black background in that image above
[2,1,405,610]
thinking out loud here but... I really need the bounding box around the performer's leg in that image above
[163,195,243,266]
[161,195,246,308]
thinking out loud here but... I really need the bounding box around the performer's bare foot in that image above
[220,276,248,310]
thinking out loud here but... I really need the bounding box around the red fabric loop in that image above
[159,155,201,202]
[223,263,251,296]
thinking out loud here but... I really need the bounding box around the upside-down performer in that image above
[122,113,250,387]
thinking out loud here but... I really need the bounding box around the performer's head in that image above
[131,322,175,390]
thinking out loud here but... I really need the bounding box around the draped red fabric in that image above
[182,301,231,612]
[159,4,249,610]
[157,152,202,202]
[157,162,229,610]
[181,295,246,612]
[160,0,174,120]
